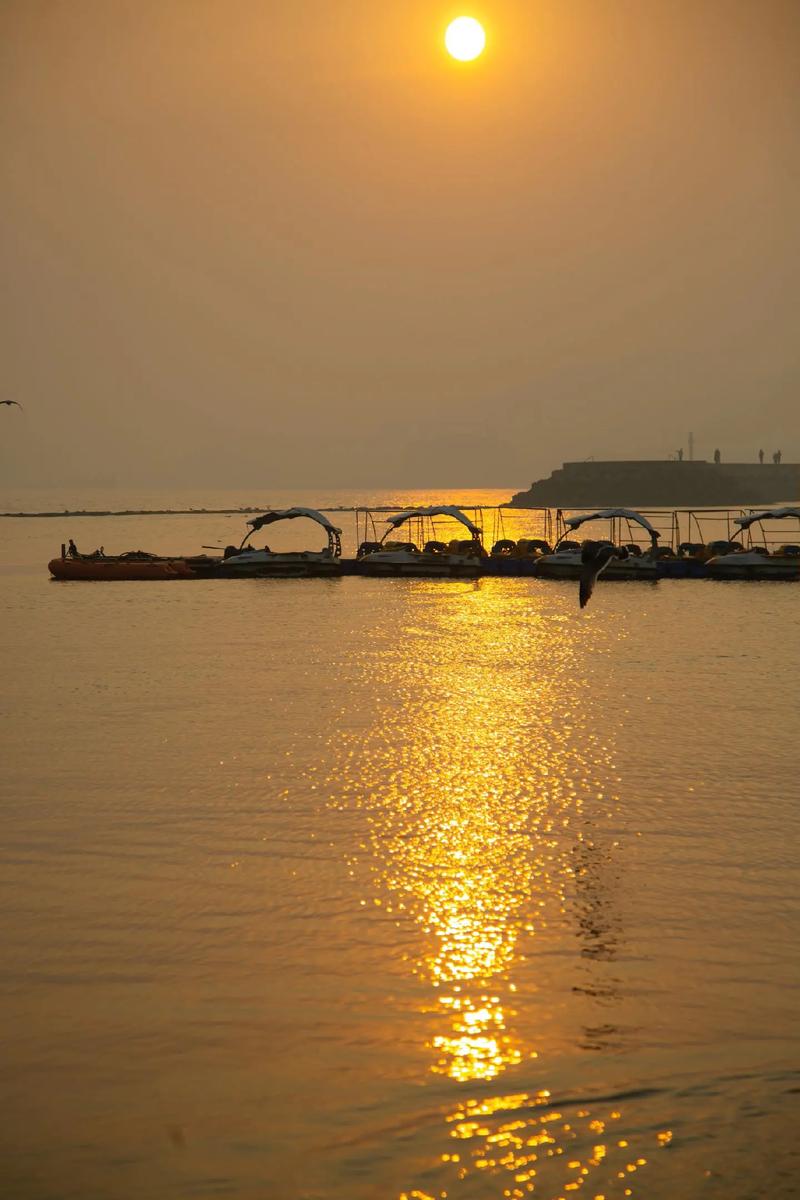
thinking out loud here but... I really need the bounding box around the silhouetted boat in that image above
[356,506,485,576]
[706,507,800,580]
[49,509,344,581]
[218,508,343,577]
[48,549,212,580]
[536,509,661,582]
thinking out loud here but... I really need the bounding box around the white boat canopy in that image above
[564,508,661,540]
[247,507,342,535]
[734,506,800,531]
[384,505,481,537]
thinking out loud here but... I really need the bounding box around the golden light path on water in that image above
[328,580,671,1199]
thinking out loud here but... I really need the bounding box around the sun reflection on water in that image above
[329,581,662,1197]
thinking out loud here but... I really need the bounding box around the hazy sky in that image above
[2,0,798,489]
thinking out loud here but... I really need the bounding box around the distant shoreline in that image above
[1,508,273,518]
[0,504,505,519]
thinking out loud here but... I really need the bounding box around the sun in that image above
[445,16,486,62]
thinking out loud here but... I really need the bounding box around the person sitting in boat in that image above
[67,538,80,558]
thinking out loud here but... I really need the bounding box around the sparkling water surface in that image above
[1,489,798,1200]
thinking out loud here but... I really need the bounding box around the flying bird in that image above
[1,400,23,409]
[579,541,629,609]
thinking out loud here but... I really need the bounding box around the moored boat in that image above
[219,508,343,577]
[356,505,485,576]
[706,508,800,580]
[48,545,211,580]
[536,508,661,581]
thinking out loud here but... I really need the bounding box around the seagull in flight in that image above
[579,541,629,609]
[1,400,23,409]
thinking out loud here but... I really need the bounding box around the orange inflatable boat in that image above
[48,549,209,580]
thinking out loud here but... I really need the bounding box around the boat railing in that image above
[354,505,508,557]
[669,508,748,551]
[734,509,800,554]
[552,509,672,556]
[349,506,769,560]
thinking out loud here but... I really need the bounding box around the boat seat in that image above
[517,538,551,557]
[448,538,481,556]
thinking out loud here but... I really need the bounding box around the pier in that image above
[510,460,800,508]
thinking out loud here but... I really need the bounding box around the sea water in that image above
[1,489,798,1199]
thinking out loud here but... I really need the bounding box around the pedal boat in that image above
[536,508,661,581]
[356,505,485,577]
[706,508,800,580]
[219,507,343,577]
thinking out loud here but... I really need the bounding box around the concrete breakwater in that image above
[509,460,800,508]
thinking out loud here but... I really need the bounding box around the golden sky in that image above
[1,1,798,487]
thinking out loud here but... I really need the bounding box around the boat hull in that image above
[218,552,342,578]
[49,557,197,581]
[706,552,800,580]
[536,552,659,581]
[356,551,481,577]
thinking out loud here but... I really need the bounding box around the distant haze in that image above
[1,0,798,490]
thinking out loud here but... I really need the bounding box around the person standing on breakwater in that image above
[773,449,782,464]
[759,449,765,464]
[714,448,721,464]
